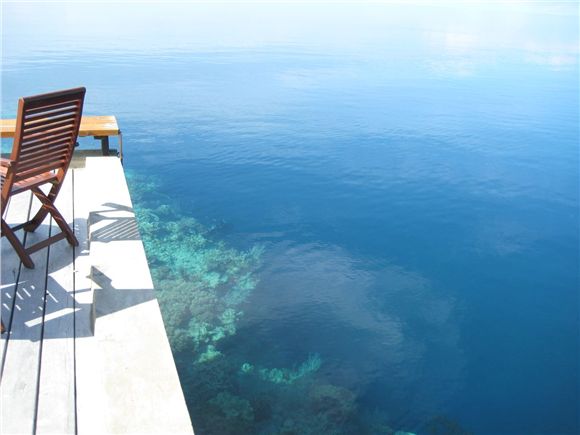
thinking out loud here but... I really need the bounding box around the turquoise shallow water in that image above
[2,3,579,434]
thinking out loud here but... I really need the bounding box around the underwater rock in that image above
[183,356,236,402]
[308,383,357,425]
[425,415,472,435]
[240,362,254,374]
[273,412,346,435]
[197,344,222,363]
[209,392,255,422]
[357,408,397,434]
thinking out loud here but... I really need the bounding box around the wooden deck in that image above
[0,156,193,434]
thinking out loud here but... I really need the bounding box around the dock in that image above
[0,156,194,434]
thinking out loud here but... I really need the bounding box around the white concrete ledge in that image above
[79,157,193,434]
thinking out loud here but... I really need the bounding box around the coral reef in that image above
[126,172,452,435]
[127,171,263,360]
[309,383,357,425]
[209,392,255,422]
[241,353,322,385]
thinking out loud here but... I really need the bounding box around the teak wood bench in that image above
[1,115,123,160]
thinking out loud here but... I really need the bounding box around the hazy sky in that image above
[2,1,578,57]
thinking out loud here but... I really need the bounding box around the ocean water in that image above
[2,3,578,434]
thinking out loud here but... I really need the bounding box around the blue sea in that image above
[2,2,578,434]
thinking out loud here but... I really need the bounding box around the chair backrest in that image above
[10,87,86,183]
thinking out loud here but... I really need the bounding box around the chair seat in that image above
[12,173,58,195]
[1,165,57,195]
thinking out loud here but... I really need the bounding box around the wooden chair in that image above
[1,87,86,269]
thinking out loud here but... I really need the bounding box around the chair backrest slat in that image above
[21,126,76,145]
[20,131,73,150]
[24,105,80,122]
[23,116,78,135]
[11,87,86,179]
[16,161,69,181]
[24,99,81,117]
[17,150,69,173]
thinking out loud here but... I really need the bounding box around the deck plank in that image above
[0,192,50,434]
[0,191,32,370]
[74,164,109,435]
[35,172,76,434]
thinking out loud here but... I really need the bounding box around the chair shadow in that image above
[1,203,155,341]
[89,202,141,242]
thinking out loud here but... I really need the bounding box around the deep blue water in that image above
[2,3,579,434]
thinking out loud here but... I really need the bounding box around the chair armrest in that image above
[0,157,15,178]
[0,157,13,167]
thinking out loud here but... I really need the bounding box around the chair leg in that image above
[22,202,49,233]
[30,187,78,246]
[23,182,62,233]
[1,218,35,268]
